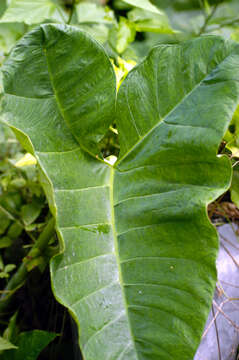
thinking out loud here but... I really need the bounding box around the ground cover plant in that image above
[2,1,239,359]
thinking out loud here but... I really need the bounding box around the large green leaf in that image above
[1,24,239,359]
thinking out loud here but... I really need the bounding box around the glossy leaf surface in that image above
[1,24,239,359]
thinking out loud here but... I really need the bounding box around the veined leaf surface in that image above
[1,24,239,359]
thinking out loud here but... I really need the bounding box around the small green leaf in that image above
[4,264,16,273]
[0,210,11,235]
[10,178,26,189]
[0,193,22,214]
[7,223,23,239]
[76,3,115,24]
[110,17,136,54]
[1,0,67,25]
[128,8,174,33]
[117,17,136,53]
[0,236,12,249]
[0,254,4,270]
[3,312,19,344]
[1,330,57,360]
[21,200,43,226]
[0,272,10,278]
[0,336,17,351]
[122,0,163,14]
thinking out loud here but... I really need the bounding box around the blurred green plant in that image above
[0,309,56,360]
[0,125,57,357]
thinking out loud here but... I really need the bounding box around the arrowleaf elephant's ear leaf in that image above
[1,25,239,360]
[113,36,239,358]
[2,23,116,156]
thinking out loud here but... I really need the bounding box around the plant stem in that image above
[67,0,75,25]
[0,218,55,315]
[198,4,218,36]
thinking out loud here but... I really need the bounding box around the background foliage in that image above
[1,0,239,358]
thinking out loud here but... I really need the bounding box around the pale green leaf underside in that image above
[1,24,239,359]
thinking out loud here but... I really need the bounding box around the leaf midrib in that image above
[109,166,140,359]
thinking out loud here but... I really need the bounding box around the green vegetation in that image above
[1,1,239,359]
